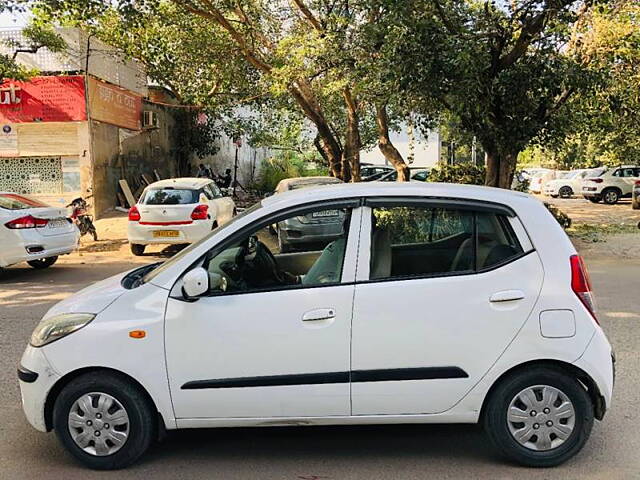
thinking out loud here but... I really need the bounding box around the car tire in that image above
[559,186,573,199]
[27,256,58,269]
[130,244,145,256]
[483,366,593,468]
[53,371,156,470]
[602,188,620,205]
[277,229,291,253]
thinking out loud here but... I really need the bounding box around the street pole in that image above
[233,143,239,198]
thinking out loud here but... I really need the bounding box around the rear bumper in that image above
[127,220,213,245]
[573,329,614,414]
[0,228,79,267]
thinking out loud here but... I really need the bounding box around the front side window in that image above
[202,206,352,294]
[370,205,524,280]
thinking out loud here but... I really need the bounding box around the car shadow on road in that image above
[142,424,502,468]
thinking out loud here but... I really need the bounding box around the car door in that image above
[207,183,235,225]
[350,199,544,415]
[165,200,362,420]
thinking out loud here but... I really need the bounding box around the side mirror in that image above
[182,267,209,299]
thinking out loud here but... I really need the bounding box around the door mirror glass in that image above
[182,267,210,298]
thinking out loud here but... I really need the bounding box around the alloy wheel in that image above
[506,385,575,451]
[68,392,130,457]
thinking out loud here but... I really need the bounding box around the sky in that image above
[0,9,31,29]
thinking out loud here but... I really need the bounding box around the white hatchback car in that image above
[19,183,614,470]
[0,192,79,272]
[127,178,236,255]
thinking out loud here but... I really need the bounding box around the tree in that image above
[0,2,66,80]
[37,0,415,182]
[363,0,607,188]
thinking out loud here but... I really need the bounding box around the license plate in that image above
[153,230,180,238]
[312,209,339,218]
[47,218,69,229]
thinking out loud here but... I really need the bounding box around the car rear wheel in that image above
[602,189,620,205]
[27,256,58,269]
[53,372,156,470]
[559,186,573,199]
[483,366,593,467]
[130,244,145,256]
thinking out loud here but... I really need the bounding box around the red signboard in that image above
[0,75,87,123]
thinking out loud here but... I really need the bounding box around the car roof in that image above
[146,177,212,190]
[276,176,343,189]
[263,181,531,209]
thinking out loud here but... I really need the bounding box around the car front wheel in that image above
[559,186,573,199]
[27,256,58,269]
[483,366,593,467]
[602,189,620,205]
[53,372,156,470]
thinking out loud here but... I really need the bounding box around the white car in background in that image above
[543,168,606,199]
[127,178,236,256]
[582,166,640,204]
[0,192,79,272]
[529,170,565,194]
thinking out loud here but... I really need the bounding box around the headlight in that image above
[30,313,95,347]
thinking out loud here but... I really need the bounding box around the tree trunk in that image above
[375,104,409,181]
[342,88,361,182]
[289,82,344,179]
[485,148,517,189]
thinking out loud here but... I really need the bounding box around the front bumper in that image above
[18,345,61,432]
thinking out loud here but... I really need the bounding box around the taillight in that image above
[570,254,598,324]
[634,180,640,186]
[128,206,141,222]
[191,204,209,220]
[4,215,48,229]
[588,178,603,183]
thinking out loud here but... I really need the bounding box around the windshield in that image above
[142,188,199,205]
[0,193,49,210]
[141,201,263,284]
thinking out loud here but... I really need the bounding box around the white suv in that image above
[581,166,640,204]
[18,183,614,469]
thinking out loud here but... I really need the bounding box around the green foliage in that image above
[173,109,220,175]
[374,206,470,245]
[428,163,486,185]
[254,155,328,194]
[544,203,572,229]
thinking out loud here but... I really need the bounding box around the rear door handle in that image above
[302,308,336,322]
[490,290,525,303]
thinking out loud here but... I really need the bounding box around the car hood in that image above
[43,270,129,319]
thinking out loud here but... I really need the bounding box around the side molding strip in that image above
[181,367,468,390]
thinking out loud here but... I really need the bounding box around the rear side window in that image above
[0,193,48,210]
[370,206,524,280]
[142,188,199,205]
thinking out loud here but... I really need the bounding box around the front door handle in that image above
[302,308,336,322]
[490,290,525,303]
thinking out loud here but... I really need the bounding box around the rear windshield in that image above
[0,193,49,210]
[289,180,341,190]
[142,188,199,205]
[585,169,606,178]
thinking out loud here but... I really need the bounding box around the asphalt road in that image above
[1,256,639,479]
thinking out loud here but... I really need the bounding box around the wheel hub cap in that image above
[507,385,575,451]
[68,392,130,456]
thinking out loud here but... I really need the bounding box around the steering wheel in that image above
[240,235,286,285]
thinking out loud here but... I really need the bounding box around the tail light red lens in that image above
[5,215,48,229]
[128,206,141,222]
[191,204,209,220]
[570,254,598,324]
[588,178,603,183]
[634,180,640,186]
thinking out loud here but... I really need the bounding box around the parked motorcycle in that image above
[67,196,98,241]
